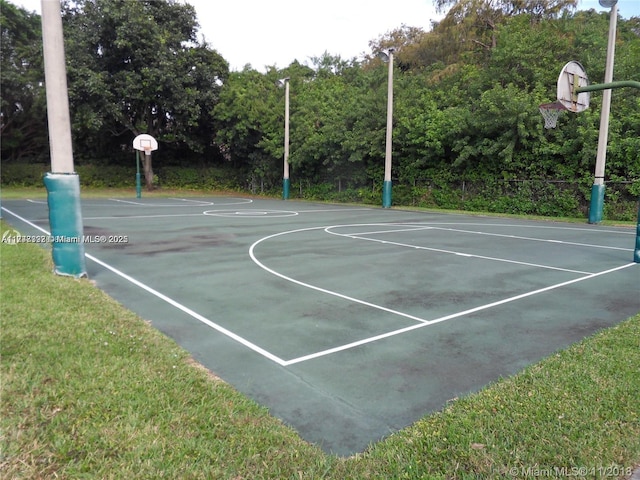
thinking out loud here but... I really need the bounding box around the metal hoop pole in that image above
[283,78,290,200]
[635,203,640,263]
[136,150,142,198]
[382,49,394,208]
[589,2,617,224]
[41,0,86,278]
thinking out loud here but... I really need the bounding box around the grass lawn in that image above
[1,208,639,478]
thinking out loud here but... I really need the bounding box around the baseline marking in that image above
[203,209,298,218]
[387,221,634,236]
[25,197,254,208]
[1,206,288,366]
[428,225,632,252]
[250,223,636,364]
[83,254,287,365]
[334,223,633,250]
[324,224,593,275]
[297,208,373,213]
[282,263,636,365]
[108,197,252,207]
[84,213,204,220]
[4,208,636,368]
[83,206,370,221]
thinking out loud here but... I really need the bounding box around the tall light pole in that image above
[41,0,86,277]
[379,49,395,208]
[278,77,291,200]
[589,0,618,224]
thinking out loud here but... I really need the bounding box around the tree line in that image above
[1,0,639,217]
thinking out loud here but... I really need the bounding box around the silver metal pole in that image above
[382,49,394,208]
[41,0,74,173]
[284,78,290,180]
[384,50,394,183]
[40,0,87,277]
[283,78,290,199]
[589,2,617,223]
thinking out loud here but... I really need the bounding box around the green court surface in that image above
[3,196,639,455]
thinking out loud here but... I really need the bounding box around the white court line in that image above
[108,198,218,206]
[282,263,636,365]
[169,197,219,205]
[251,223,636,364]
[1,206,289,366]
[334,223,633,251]
[395,221,635,236]
[249,226,439,325]
[84,207,372,221]
[297,208,373,213]
[84,213,204,220]
[4,207,637,368]
[337,225,435,236]
[83,254,288,365]
[2,208,49,230]
[427,225,633,252]
[24,197,249,208]
[342,233,593,274]
[324,224,593,275]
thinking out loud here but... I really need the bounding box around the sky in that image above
[9,0,640,71]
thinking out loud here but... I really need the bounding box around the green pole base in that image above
[43,173,87,278]
[136,173,142,198]
[634,199,640,263]
[382,180,392,208]
[283,178,290,200]
[588,183,605,224]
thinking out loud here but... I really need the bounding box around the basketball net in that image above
[539,101,567,129]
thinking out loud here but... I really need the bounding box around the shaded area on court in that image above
[2,196,638,455]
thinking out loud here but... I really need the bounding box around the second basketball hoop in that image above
[539,61,591,129]
[557,61,590,113]
[539,101,567,129]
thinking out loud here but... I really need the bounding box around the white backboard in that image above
[133,134,158,153]
[557,61,590,113]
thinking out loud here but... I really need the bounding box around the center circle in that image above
[203,209,299,218]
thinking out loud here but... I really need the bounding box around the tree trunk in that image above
[142,152,155,190]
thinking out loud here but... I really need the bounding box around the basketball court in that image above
[2,196,638,455]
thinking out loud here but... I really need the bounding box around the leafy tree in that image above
[290,55,380,188]
[367,25,429,68]
[212,64,305,191]
[0,0,48,162]
[394,79,457,181]
[3,0,637,216]
[397,0,580,69]
[61,0,229,188]
[434,0,579,18]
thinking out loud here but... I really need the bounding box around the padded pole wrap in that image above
[588,183,605,224]
[44,173,87,278]
[382,180,392,208]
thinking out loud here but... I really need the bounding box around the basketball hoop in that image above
[539,101,567,129]
[131,134,158,199]
[132,134,158,154]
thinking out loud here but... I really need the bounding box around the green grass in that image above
[1,220,639,479]
[0,186,234,200]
